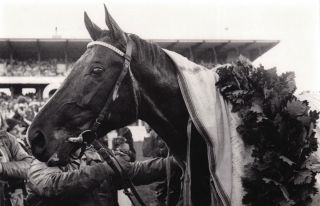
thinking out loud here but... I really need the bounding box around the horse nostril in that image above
[30,131,47,153]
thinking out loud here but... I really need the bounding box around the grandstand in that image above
[0,38,279,99]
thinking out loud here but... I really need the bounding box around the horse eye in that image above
[91,67,104,75]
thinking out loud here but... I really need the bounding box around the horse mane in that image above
[98,31,167,69]
[129,34,168,68]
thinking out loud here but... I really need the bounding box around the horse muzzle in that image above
[28,130,53,162]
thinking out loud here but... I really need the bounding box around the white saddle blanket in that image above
[164,49,247,205]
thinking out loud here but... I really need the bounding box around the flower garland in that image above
[215,59,319,206]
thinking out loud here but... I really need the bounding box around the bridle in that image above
[74,39,145,206]
[87,39,140,132]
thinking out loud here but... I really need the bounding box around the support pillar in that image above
[65,40,69,70]
[212,47,218,65]
[188,47,194,61]
[37,40,41,67]
[36,87,44,100]
[10,86,22,97]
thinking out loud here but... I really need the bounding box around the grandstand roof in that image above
[0,76,65,88]
[0,38,279,62]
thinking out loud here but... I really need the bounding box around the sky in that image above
[0,0,319,92]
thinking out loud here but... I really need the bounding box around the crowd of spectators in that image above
[0,93,46,141]
[0,59,73,77]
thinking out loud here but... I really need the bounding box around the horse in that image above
[28,6,218,206]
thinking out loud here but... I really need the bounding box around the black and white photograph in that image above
[0,0,319,205]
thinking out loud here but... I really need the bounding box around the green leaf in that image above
[279,200,295,206]
[286,100,309,117]
[297,116,312,126]
[263,87,273,99]
[270,97,282,114]
[220,85,233,92]
[279,155,295,166]
[282,72,296,94]
[307,122,315,138]
[293,171,313,185]
[303,155,320,172]
[232,90,246,96]
[265,67,278,80]
[236,99,245,104]
[307,164,320,173]
[263,178,291,201]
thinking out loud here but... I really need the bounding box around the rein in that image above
[74,39,145,206]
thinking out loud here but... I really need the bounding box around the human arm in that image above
[28,148,179,198]
[97,155,179,192]
[27,159,116,198]
[129,156,179,186]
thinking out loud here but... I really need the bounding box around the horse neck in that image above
[131,36,189,158]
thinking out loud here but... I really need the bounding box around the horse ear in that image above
[84,12,103,40]
[104,4,126,41]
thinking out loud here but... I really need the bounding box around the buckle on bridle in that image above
[95,119,102,127]
[68,130,97,159]
[124,54,132,62]
[68,130,96,144]
[123,54,131,69]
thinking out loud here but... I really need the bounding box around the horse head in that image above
[28,6,141,163]
[28,5,189,165]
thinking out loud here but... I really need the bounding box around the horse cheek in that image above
[79,81,101,107]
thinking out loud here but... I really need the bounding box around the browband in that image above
[87,41,124,57]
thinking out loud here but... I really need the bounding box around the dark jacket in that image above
[0,130,33,206]
[27,148,180,206]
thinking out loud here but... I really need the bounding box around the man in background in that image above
[0,129,33,206]
[117,127,136,162]
[6,118,31,154]
[11,96,30,136]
